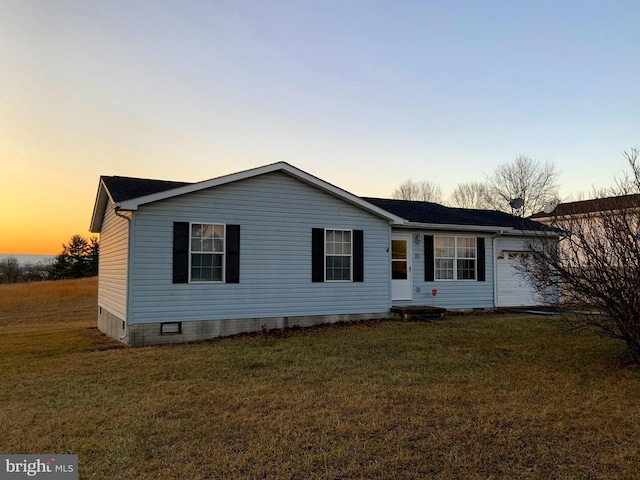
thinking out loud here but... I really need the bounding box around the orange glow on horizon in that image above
[0,147,97,256]
[0,234,77,256]
[0,209,95,255]
[0,217,94,255]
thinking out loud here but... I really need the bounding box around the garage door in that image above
[496,252,539,307]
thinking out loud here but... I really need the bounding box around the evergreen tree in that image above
[50,235,99,279]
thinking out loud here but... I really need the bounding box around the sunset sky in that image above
[1,0,638,255]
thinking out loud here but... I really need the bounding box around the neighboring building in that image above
[90,162,558,346]
[530,194,640,225]
[530,194,640,305]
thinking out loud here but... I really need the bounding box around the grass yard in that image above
[1,279,640,479]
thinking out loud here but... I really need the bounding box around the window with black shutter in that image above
[424,235,485,282]
[173,222,240,283]
[312,228,364,282]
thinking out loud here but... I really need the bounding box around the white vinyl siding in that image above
[393,230,494,309]
[97,200,129,321]
[127,172,391,324]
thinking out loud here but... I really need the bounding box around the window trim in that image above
[324,228,353,282]
[434,235,477,281]
[189,222,226,283]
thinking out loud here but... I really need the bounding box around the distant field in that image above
[0,253,55,264]
[0,277,97,327]
[1,279,640,479]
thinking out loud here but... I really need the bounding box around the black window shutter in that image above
[477,237,486,282]
[173,222,190,284]
[312,228,325,282]
[353,230,364,282]
[226,225,240,283]
[424,235,434,282]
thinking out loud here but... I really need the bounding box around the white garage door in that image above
[496,252,539,307]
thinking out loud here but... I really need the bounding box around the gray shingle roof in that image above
[363,197,552,231]
[101,176,192,203]
[99,175,551,231]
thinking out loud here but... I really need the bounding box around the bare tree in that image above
[0,257,20,283]
[449,181,493,209]
[521,147,640,364]
[485,156,560,217]
[392,179,443,203]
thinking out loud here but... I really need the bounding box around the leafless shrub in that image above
[521,147,640,363]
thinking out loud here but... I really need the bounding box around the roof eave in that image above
[395,222,559,236]
[89,179,114,233]
[508,228,560,237]
[397,222,515,233]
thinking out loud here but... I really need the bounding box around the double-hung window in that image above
[325,229,352,281]
[190,223,225,282]
[435,236,476,280]
[312,228,363,283]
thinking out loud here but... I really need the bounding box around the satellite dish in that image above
[543,204,554,214]
[509,197,524,209]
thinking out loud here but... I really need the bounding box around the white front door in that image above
[391,235,412,300]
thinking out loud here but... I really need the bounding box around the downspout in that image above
[492,230,505,308]
[114,205,131,222]
[114,206,132,341]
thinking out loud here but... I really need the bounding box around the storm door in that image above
[391,235,412,300]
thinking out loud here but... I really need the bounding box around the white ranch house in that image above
[90,162,558,346]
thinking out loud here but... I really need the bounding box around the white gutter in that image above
[395,222,515,233]
[394,222,559,237]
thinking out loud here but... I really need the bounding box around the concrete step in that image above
[391,305,448,321]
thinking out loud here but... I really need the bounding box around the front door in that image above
[391,235,412,300]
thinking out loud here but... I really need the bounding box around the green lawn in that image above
[1,279,640,479]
